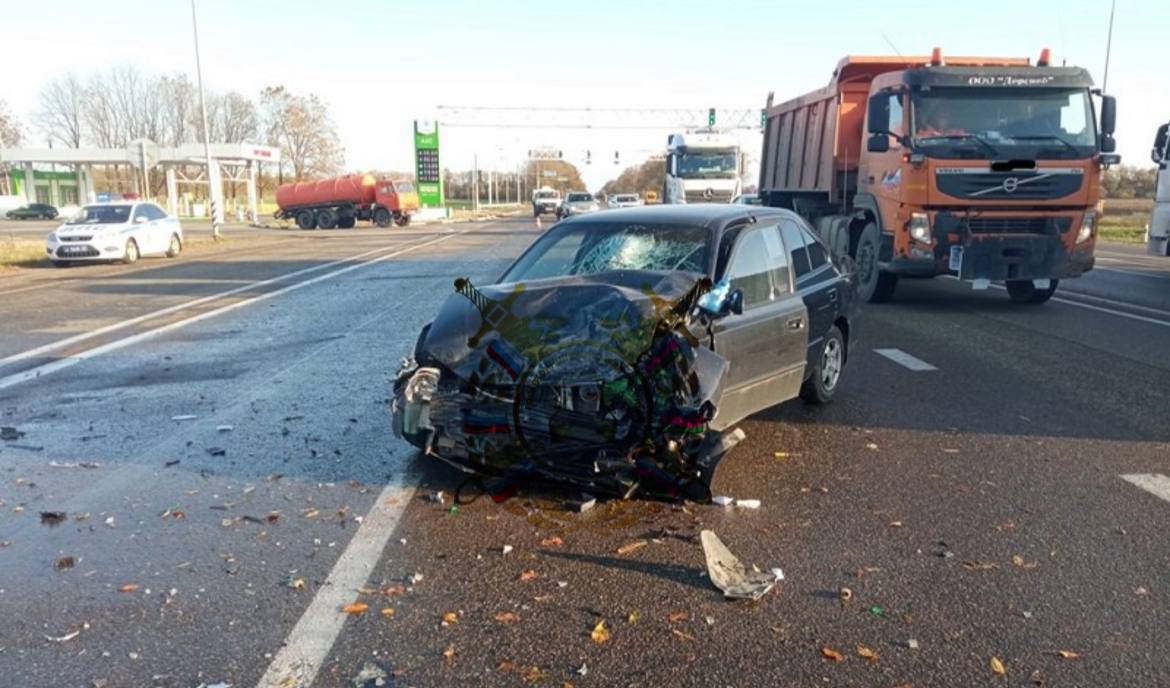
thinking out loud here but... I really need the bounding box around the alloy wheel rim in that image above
[821,338,842,391]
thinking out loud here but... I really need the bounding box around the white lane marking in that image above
[1051,289,1170,319]
[874,348,938,371]
[948,278,1170,330]
[0,233,461,392]
[0,240,424,368]
[1120,473,1170,503]
[256,480,415,688]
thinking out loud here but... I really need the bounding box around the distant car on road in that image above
[607,193,643,209]
[731,193,761,206]
[393,205,858,498]
[532,188,561,217]
[46,202,183,267]
[7,203,59,220]
[556,192,600,219]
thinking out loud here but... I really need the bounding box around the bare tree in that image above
[208,91,259,143]
[159,73,197,146]
[260,85,344,180]
[34,73,85,147]
[0,99,23,195]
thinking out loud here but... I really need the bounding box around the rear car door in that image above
[710,223,808,430]
[781,219,842,366]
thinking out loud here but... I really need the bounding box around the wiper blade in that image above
[1008,134,1079,153]
[916,134,998,157]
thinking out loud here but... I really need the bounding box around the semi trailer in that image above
[1146,122,1170,255]
[275,174,419,229]
[759,48,1118,304]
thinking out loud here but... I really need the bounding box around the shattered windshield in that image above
[912,87,1096,158]
[500,223,710,282]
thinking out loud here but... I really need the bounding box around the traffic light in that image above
[708,108,716,126]
[586,150,592,165]
[614,150,620,165]
[760,108,766,128]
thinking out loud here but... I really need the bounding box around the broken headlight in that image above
[405,367,441,403]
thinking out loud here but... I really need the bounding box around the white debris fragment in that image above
[736,499,761,509]
[408,573,424,585]
[700,530,776,600]
[771,567,785,581]
[907,638,920,650]
[712,496,734,507]
[216,425,233,433]
[557,581,568,588]
[704,616,715,626]
[428,491,445,504]
[501,545,513,555]
[576,663,588,676]
[104,517,116,528]
[399,538,407,545]
[171,415,198,421]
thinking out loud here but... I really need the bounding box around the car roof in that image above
[561,204,789,230]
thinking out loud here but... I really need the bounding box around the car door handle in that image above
[786,317,804,331]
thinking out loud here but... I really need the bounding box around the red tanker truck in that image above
[275,174,420,229]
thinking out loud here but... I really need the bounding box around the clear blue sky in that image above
[2,0,1166,189]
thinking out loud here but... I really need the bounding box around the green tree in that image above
[1102,165,1158,199]
[260,86,344,181]
[601,157,665,199]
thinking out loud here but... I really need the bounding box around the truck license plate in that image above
[949,246,964,272]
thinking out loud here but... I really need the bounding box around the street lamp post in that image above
[191,0,220,240]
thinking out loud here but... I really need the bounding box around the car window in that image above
[726,228,773,308]
[133,205,151,222]
[802,227,828,270]
[567,193,592,202]
[780,220,812,278]
[761,224,791,296]
[145,204,167,221]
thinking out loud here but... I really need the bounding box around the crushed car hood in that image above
[408,270,730,496]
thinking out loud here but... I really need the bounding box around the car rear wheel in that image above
[123,239,140,265]
[1006,279,1058,304]
[166,234,182,258]
[316,208,338,230]
[800,324,844,405]
[373,208,392,228]
[295,210,317,230]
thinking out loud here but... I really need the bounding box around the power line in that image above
[436,105,762,131]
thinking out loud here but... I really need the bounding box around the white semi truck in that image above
[663,131,744,204]
[1148,122,1170,256]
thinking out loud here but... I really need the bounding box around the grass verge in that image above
[1098,226,1146,244]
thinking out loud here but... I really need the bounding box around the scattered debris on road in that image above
[1,426,25,440]
[48,460,102,469]
[40,511,67,526]
[206,447,226,457]
[700,530,777,600]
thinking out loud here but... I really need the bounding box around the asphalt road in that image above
[2,222,1169,688]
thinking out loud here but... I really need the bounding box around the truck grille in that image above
[936,169,1083,201]
[684,189,734,203]
[964,217,1072,234]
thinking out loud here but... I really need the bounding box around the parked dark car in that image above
[391,205,858,498]
[6,203,59,220]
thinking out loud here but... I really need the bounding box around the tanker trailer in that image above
[275,174,420,229]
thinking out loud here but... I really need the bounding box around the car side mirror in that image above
[698,280,744,318]
[867,134,890,153]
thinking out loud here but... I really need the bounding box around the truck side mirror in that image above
[1099,95,1117,136]
[1100,135,1117,153]
[867,96,888,135]
[1153,124,1168,165]
[867,134,890,153]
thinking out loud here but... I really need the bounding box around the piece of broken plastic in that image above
[700,529,776,600]
[712,496,734,507]
[736,498,760,509]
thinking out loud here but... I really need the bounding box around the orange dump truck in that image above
[275,174,419,229]
[759,49,1119,303]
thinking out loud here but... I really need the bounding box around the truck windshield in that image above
[536,191,558,199]
[677,152,737,179]
[912,87,1096,159]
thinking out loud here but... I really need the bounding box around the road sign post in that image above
[413,120,443,207]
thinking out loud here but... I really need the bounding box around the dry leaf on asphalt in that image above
[1051,650,1080,659]
[495,611,520,624]
[442,644,456,663]
[667,611,689,623]
[343,603,368,615]
[888,521,904,528]
[990,656,1006,676]
[118,584,139,593]
[857,645,879,661]
[496,660,515,673]
[590,620,610,644]
[519,570,538,583]
[1012,555,1025,567]
[822,647,845,662]
[627,611,641,624]
[380,608,395,618]
[383,585,406,596]
[540,535,564,547]
[521,666,546,683]
[442,611,459,626]
[616,540,648,556]
[671,628,696,642]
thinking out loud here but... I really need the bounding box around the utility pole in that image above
[1102,0,1117,93]
[472,153,479,212]
[191,0,220,240]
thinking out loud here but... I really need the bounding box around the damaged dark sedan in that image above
[392,205,858,501]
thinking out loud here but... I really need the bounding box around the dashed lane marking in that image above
[874,348,938,371]
[1120,473,1170,503]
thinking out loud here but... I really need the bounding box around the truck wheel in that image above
[853,223,882,302]
[800,325,845,405]
[295,210,317,230]
[316,209,338,230]
[394,213,411,227]
[338,217,356,229]
[1006,279,1058,304]
[373,208,392,228]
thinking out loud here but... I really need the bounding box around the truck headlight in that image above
[909,212,931,243]
[1077,211,1096,244]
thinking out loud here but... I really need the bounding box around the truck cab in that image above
[1147,122,1170,256]
[664,131,743,204]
